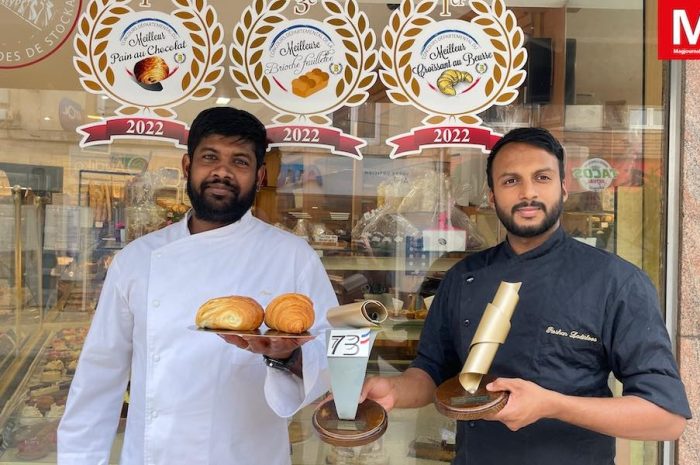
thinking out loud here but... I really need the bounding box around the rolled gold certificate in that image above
[459,281,521,393]
[326,300,388,328]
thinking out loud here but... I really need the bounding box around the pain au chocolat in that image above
[133,56,169,84]
[264,293,315,334]
[195,296,264,331]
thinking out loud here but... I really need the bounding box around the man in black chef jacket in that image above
[360,127,691,465]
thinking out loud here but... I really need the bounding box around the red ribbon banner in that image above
[77,117,190,148]
[386,125,502,158]
[266,125,366,159]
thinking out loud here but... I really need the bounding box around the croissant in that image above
[134,56,169,84]
[264,293,315,334]
[195,296,264,331]
[437,69,474,96]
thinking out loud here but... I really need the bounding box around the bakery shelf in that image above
[320,256,461,272]
[0,331,49,422]
[0,326,88,463]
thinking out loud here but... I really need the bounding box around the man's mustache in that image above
[202,179,239,195]
[512,200,547,214]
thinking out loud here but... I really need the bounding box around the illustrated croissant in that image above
[134,56,169,84]
[437,69,474,96]
[265,293,315,334]
[195,296,264,331]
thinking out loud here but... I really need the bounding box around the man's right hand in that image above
[360,376,398,411]
[359,368,437,411]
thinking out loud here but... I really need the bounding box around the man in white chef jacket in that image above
[58,107,338,465]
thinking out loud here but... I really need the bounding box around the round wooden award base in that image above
[312,398,388,447]
[434,374,508,420]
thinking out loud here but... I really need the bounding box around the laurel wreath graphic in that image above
[230,0,376,124]
[74,0,225,117]
[380,0,526,126]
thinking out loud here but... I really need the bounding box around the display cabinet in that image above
[0,147,626,465]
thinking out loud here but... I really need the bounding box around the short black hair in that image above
[486,127,565,190]
[187,107,268,167]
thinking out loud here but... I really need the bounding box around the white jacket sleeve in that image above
[264,252,337,417]
[57,257,133,465]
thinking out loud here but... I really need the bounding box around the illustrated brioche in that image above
[264,293,315,334]
[134,56,169,84]
[195,296,264,331]
[291,68,329,98]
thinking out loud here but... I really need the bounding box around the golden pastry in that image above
[264,293,315,334]
[291,68,329,98]
[134,56,169,84]
[436,69,473,96]
[195,296,264,331]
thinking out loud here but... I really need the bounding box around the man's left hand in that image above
[219,334,302,359]
[483,377,557,431]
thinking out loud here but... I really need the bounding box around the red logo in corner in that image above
[659,1,700,59]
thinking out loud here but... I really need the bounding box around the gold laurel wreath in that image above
[380,0,526,126]
[471,0,526,107]
[230,0,376,125]
[74,0,225,117]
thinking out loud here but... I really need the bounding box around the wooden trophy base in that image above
[434,374,508,420]
[312,398,388,447]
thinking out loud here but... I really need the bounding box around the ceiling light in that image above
[216,97,231,105]
[43,116,51,121]
[87,114,104,120]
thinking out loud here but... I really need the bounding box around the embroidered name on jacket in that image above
[546,326,598,343]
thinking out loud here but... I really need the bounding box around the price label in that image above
[327,329,372,358]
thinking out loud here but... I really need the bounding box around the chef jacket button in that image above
[463,319,471,327]
[153,354,160,362]
[465,275,475,283]
[468,421,475,428]
[155,252,162,259]
[151,410,158,419]
[152,300,160,308]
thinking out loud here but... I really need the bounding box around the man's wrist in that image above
[263,347,301,372]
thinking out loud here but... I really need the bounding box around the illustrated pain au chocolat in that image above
[195,293,314,334]
[133,56,170,91]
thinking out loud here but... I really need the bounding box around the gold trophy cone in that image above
[434,281,522,420]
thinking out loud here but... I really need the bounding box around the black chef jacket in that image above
[412,227,691,465]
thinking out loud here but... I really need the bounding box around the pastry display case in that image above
[0,144,652,465]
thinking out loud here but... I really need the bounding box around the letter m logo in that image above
[659,2,700,59]
[674,10,700,45]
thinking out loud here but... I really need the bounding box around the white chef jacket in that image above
[57,211,338,465]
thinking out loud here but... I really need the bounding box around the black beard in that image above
[495,195,564,238]
[186,177,256,224]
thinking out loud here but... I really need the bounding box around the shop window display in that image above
[0,2,675,465]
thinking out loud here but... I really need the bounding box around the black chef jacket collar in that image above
[502,225,566,262]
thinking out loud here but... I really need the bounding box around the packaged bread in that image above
[195,296,264,331]
[265,293,315,334]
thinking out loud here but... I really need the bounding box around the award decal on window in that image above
[313,300,389,446]
[73,0,226,148]
[0,0,81,69]
[230,0,377,159]
[434,281,521,420]
[379,0,527,158]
